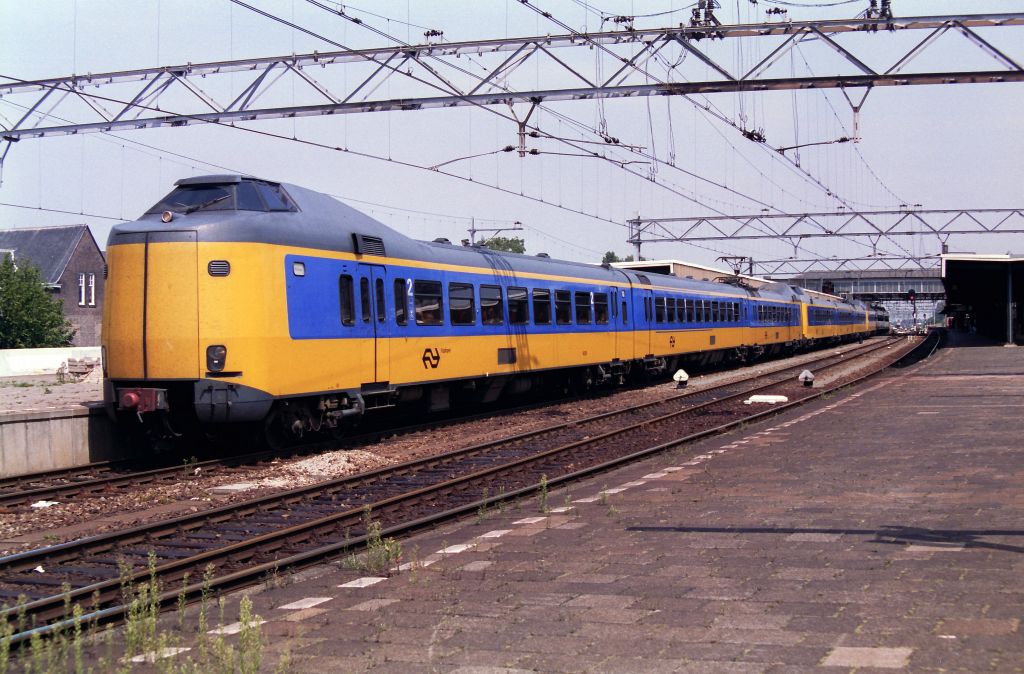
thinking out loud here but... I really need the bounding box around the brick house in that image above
[0,225,106,346]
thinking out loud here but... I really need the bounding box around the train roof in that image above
[114,175,782,299]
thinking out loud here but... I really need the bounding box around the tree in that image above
[0,255,75,348]
[602,251,638,264]
[484,236,526,254]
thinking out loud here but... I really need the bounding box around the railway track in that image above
[0,334,926,642]
[0,338,895,510]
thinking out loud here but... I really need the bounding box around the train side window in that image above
[686,299,694,323]
[394,278,408,325]
[360,277,371,323]
[622,300,628,323]
[712,301,720,324]
[449,282,475,325]
[678,299,687,323]
[666,298,676,323]
[575,291,593,325]
[481,285,504,325]
[375,278,385,323]
[413,280,444,325]
[339,275,355,326]
[508,286,529,324]
[555,290,573,325]
[654,297,665,324]
[533,288,552,324]
[594,292,609,325]
[644,297,652,322]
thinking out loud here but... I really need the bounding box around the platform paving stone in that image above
[207,335,1024,672]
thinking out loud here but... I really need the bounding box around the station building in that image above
[942,253,1023,345]
[0,225,106,346]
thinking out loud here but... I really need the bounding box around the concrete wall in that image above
[0,347,102,377]
[0,405,121,477]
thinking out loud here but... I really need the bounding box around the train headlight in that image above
[206,345,227,372]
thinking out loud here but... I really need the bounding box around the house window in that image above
[78,273,86,306]
[88,273,96,307]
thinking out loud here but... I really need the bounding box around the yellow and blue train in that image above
[102,175,886,442]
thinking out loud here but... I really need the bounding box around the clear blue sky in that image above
[1,0,1021,268]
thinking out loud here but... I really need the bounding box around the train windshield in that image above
[145,181,297,215]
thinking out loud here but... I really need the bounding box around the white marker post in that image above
[673,369,689,389]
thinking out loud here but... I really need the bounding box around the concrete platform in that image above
[220,332,1023,672]
[0,377,116,476]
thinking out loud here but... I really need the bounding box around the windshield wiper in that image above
[183,194,230,214]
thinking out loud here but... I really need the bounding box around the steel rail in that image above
[2,333,932,646]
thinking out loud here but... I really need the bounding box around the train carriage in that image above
[103,175,873,444]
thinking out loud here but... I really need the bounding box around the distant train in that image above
[102,175,887,443]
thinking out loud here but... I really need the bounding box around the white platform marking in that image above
[513,516,547,525]
[128,647,192,663]
[437,543,476,555]
[208,620,266,635]
[279,597,332,610]
[477,529,512,539]
[338,576,387,588]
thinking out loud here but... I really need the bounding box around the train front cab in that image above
[103,229,279,435]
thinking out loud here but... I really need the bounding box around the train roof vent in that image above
[536,252,550,258]
[433,237,452,244]
[352,233,386,256]
[635,273,651,285]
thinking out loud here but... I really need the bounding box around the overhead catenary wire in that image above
[518,0,914,262]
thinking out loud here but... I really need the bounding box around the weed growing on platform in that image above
[538,474,550,513]
[347,509,401,576]
[0,555,286,674]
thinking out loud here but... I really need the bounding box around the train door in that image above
[609,286,624,358]
[145,231,199,379]
[631,285,654,356]
[356,264,390,383]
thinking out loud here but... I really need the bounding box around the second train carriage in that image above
[102,175,874,442]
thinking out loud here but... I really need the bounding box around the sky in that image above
[0,0,1022,272]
